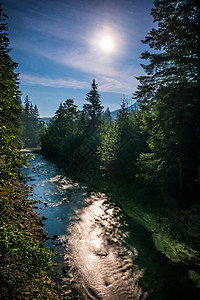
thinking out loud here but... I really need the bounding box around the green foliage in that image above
[0,3,24,183]
[98,104,148,183]
[189,270,200,288]
[41,99,82,161]
[98,123,118,167]
[0,179,58,298]
[0,225,53,277]
[134,0,200,203]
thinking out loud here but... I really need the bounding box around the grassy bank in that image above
[0,178,60,299]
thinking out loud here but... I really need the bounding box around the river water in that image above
[23,153,200,299]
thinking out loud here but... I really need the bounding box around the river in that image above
[22,153,200,299]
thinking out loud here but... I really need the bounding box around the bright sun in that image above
[99,35,115,53]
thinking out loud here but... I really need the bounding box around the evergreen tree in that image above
[83,79,103,130]
[41,100,80,159]
[33,104,39,119]
[103,107,112,124]
[63,99,78,130]
[134,0,200,105]
[24,95,30,112]
[116,99,130,128]
[134,0,200,203]
[0,2,22,182]
[99,107,147,183]
[52,99,78,134]
[21,96,42,147]
[29,102,33,115]
[77,109,89,134]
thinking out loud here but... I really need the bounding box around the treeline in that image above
[42,0,200,207]
[42,80,104,163]
[41,89,148,185]
[0,3,58,298]
[20,95,45,148]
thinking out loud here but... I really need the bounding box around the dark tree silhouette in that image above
[83,79,103,130]
[0,2,22,181]
[21,96,44,147]
[103,107,112,124]
[134,0,200,203]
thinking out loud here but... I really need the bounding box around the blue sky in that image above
[4,0,154,117]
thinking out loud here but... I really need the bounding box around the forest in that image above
[0,0,200,298]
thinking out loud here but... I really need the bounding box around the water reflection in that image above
[66,196,144,299]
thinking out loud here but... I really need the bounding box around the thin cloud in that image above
[97,76,137,94]
[34,45,140,93]
[20,73,138,95]
[20,74,89,89]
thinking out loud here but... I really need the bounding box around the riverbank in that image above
[92,177,200,288]
[0,177,60,299]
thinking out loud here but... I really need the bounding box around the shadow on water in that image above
[22,153,200,300]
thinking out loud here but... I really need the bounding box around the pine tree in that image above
[51,100,78,135]
[134,0,200,105]
[33,105,39,119]
[116,99,130,127]
[0,2,22,182]
[21,96,41,147]
[134,0,200,203]
[63,99,78,124]
[24,95,30,112]
[103,107,112,124]
[29,102,33,115]
[83,79,103,130]
[41,100,81,159]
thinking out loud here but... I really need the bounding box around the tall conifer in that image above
[134,0,200,202]
[0,2,22,181]
[83,79,103,130]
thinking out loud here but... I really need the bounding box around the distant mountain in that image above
[110,102,139,120]
[39,117,51,125]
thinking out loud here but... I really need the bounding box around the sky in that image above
[4,0,154,117]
